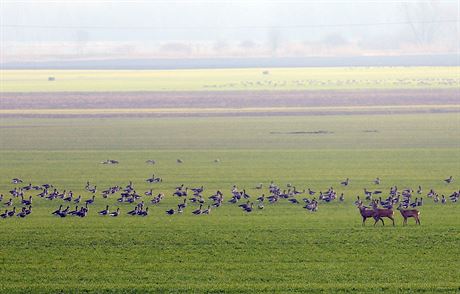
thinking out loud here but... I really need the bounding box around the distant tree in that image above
[402,1,443,46]
[268,28,281,56]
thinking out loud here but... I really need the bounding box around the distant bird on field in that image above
[12,178,23,184]
[444,176,453,184]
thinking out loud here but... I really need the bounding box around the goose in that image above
[25,206,32,215]
[145,159,156,165]
[239,201,250,209]
[417,186,422,194]
[374,177,381,185]
[4,198,12,206]
[304,201,318,212]
[341,178,349,186]
[444,176,453,184]
[166,208,175,215]
[12,178,23,184]
[69,206,79,216]
[52,205,63,215]
[192,204,203,215]
[441,195,446,204]
[255,183,263,189]
[99,205,109,216]
[127,207,138,215]
[63,194,72,202]
[178,199,187,210]
[257,194,265,202]
[16,207,27,218]
[339,193,345,202]
[191,186,204,194]
[74,195,81,203]
[257,202,264,209]
[21,196,32,206]
[288,198,299,204]
[364,189,372,199]
[242,190,251,199]
[1,209,8,218]
[177,159,183,163]
[76,205,88,217]
[151,196,162,205]
[58,206,70,217]
[139,207,149,216]
[85,195,95,205]
[109,208,120,217]
[8,207,16,217]
[146,174,156,183]
[202,206,211,215]
[308,189,315,195]
[244,203,254,213]
[173,187,188,197]
[88,186,97,194]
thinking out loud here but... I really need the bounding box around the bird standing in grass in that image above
[99,205,109,216]
[109,208,120,217]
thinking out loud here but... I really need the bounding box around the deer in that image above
[371,200,395,226]
[358,203,379,226]
[397,205,421,225]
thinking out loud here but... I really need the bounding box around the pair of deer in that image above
[358,200,420,226]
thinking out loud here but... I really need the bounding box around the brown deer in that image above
[398,206,421,225]
[358,203,379,226]
[371,200,395,226]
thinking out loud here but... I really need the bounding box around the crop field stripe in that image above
[1,66,459,92]
[1,104,459,115]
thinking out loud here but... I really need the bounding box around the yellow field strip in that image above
[1,105,459,115]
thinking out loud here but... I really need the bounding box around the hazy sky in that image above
[1,0,459,60]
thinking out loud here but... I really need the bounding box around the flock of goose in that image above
[1,176,457,221]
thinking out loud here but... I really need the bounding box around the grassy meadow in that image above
[1,66,459,92]
[0,114,459,292]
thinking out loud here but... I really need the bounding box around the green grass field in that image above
[0,114,459,292]
[1,66,459,92]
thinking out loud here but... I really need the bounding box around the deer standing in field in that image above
[371,200,395,226]
[397,205,421,226]
[358,203,379,226]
